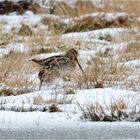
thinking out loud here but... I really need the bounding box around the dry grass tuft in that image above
[76,56,130,89]
[49,103,62,112]
[33,95,57,105]
[18,23,34,36]
[42,13,136,34]
[39,0,139,36]
[0,88,14,96]
[30,47,54,56]
[51,0,140,17]
[41,16,67,34]
[119,42,140,62]
[33,95,61,112]
[33,93,74,106]
[78,102,113,122]
[0,32,15,48]
[111,100,127,112]
[0,52,35,95]
[64,89,76,95]
[112,1,140,16]
[78,99,131,121]
[66,14,135,33]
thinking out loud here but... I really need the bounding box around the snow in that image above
[0,111,77,129]
[61,28,125,41]
[55,0,77,9]
[0,43,29,58]
[91,0,105,9]
[0,27,137,59]
[30,52,61,60]
[2,110,138,130]
[0,88,140,130]
[124,60,140,69]
[0,11,42,33]
[0,48,10,59]
[0,88,140,113]
[0,1,140,135]
[6,43,30,53]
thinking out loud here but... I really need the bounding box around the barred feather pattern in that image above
[31,48,83,90]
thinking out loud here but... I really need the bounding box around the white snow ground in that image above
[0,6,140,138]
[0,88,140,129]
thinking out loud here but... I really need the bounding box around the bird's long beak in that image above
[76,58,85,74]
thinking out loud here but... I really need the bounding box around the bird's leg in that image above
[39,80,43,90]
[38,68,45,90]
[76,58,85,74]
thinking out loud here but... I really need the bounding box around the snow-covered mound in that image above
[0,88,140,129]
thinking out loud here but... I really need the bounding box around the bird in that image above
[31,48,84,90]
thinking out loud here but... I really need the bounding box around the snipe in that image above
[31,48,84,90]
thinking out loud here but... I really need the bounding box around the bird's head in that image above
[65,48,78,59]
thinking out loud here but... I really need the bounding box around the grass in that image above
[0,31,139,93]
[0,88,14,96]
[112,1,140,16]
[51,0,140,17]
[0,32,15,47]
[33,93,74,106]
[39,1,140,34]
[0,51,36,95]
[18,23,34,36]
[0,95,61,112]
[0,0,139,93]
[119,41,140,62]
[0,0,139,121]
[64,89,76,95]
[33,95,57,105]
[78,102,113,122]
[66,14,135,33]
[75,56,130,89]
[78,98,140,122]
[41,13,136,34]
[29,47,54,56]
[41,16,68,34]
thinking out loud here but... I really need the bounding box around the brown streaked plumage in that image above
[31,48,84,90]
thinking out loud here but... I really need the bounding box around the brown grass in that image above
[112,1,140,16]
[0,88,14,96]
[18,23,34,36]
[33,93,74,106]
[0,52,36,95]
[42,13,136,34]
[119,42,140,62]
[41,16,68,34]
[0,32,15,48]
[40,1,139,34]
[78,99,129,121]
[78,102,113,122]
[75,56,129,89]
[33,95,57,105]
[0,0,139,95]
[52,0,140,17]
[65,14,135,33]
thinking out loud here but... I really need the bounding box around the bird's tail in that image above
[30,59,42,65]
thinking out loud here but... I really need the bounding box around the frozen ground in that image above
[1,120,140,139]
[0,88,140,139]
[0,88,140,128]
[0,2,140,138]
